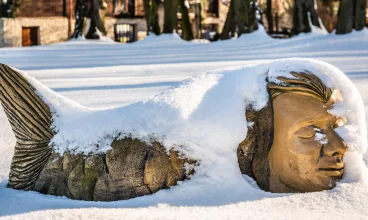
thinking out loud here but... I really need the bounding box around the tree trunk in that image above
[248,0,258,32]
[236,0,247,35]
[336,0,354,34]
[292,0,301,34]
[72,0,89,39]
[301,3,311,33]
[179,0,194,40]
[336,0,366,34]
[220,0,235,39]
[86,0,107,39]
[292,0,321,35]
[354,0,367,30]
[220,0,258,40]
[308,0,321,28]
[163,0,179,34]
[144,0,161,35]
[266,0,273,33]
[144,0,151,34]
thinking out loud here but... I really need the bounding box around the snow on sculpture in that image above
[0,59,366,201]
[0,64,194,201]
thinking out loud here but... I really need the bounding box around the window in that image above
[113,0,135,16]
[114,24,135,43]
[206,0,219,17]
[22,27,39,47]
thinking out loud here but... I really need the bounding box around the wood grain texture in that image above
[0,63,54,190]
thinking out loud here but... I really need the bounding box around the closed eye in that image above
[296,126,317,139]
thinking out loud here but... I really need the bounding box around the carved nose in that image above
[322,130,347,157]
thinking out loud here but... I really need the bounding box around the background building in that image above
[0,0,148,47]
[0,0,73,47]
[0,0,367,47]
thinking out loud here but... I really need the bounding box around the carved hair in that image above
[267,71,333,103]
[237,71,333,191]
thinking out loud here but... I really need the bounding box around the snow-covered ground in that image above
[0,27,368,219]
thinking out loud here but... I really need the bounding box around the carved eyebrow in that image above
[289,115,336,134]
[289,121,318,135]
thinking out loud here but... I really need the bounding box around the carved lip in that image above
[317,166,344,176]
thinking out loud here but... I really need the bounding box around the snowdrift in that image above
[135,33,188,46]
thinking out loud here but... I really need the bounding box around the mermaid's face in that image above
[268,92,347,193]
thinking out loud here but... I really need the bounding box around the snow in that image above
[0,27,368,219]
[315,131,328,145]
[237,25,274,44]
[135,33,187,46]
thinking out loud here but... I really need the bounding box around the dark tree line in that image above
[1,0,365,40]
[148,0,366,40]
[271,0,366,35]
[144,0,260,41]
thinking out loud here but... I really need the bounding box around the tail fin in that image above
[0,64,54,190]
